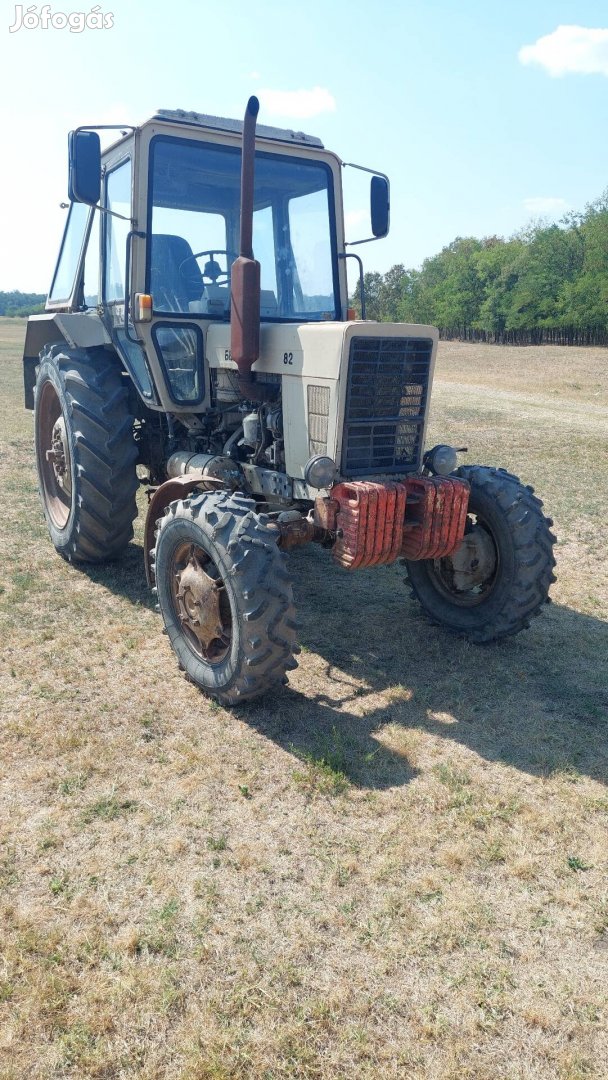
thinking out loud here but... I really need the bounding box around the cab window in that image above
[48,202,89,304]
[147,136,338,321]
[104,158,132,302]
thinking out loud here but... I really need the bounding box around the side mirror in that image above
[370,175,390,238]
[68,130,101,204]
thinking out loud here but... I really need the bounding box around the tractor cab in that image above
[31,108,387,417]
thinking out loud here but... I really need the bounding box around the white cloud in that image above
[518,25,608,77]
[523,196,569,216]
[257,87,336,120]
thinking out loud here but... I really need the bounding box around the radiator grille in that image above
[342,336,432,476]
[307,384,330,456]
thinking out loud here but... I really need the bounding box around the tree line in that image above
[353,191,608,344]
[0,292,45,317]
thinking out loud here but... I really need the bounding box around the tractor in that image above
[23,97,556,704]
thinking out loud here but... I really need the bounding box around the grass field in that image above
[1,319,607,1079]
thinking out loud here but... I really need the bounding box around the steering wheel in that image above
[179,249,237,287]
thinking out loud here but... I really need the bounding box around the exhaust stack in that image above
[230,96,261,399]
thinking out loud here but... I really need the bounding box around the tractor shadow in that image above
[74,541,157,611]
[82,540,607,791]
[241,546,608,790]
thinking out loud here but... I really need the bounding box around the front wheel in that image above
[404,466,556,642]
[152,491,298,704]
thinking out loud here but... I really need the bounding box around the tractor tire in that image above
[404,465,556,643]
[152,491,298,704]
[34,343,138,563]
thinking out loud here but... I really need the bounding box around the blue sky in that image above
[2,0,608,292]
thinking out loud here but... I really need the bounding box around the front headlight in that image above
[425,444,458,476]
[304,454,338,489]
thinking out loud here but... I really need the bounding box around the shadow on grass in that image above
[80,541,608,791]
[268,546,608,789]
[243,686,420,791]
[73,541,156,611]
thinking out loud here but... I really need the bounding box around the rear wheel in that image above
[152,491,298,704]
[404,465,556,642]
[34,344,138,562]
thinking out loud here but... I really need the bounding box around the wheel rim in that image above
[426,514,499,608]
[37,380,73,530]
[169,541,232,664]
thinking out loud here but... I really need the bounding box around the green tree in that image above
[0,291,46,316]
[502,224,583,329]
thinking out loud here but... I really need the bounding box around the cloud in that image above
[523,196,569,216]
[257,87,336,120]
[518,25,608,77]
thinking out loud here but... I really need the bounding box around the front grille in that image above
[307,384,330,456]
[341,336,432,476]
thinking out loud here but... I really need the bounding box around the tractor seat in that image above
[149,234,204,313]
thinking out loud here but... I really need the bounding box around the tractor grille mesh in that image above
[307,384,330,456]
[342,336,432,476]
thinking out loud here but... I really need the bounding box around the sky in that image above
[2,0,608,294]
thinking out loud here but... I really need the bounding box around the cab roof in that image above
[152,108,324,149]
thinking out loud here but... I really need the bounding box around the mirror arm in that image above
[345,234,380,248]
[60,202,133,223]
[96,205,133,223]
[342,162,389,183]
[73,124,137,137]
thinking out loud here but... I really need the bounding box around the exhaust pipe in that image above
[230,96,262,400]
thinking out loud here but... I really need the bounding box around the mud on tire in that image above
[34,344,138,562]
[152,491,298,704]
[404,465,557,643]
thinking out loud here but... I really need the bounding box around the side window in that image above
[48,202,89,303]
[104,159,131,302]
[289,184,332,313]
[253,205,278,297]
[288,188,334,314]
[152,324,204,403]
[83,209,100,308]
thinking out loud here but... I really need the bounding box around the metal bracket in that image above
[240,464,292,501]
[124,230,147,344]
[339,252,366,319]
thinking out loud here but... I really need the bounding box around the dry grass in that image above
[1,319,607,1079]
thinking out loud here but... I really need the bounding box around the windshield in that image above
[147,136,338,321]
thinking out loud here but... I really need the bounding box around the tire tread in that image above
[405,465,557,643]
[34,344,138,563]
[152,491,297,704]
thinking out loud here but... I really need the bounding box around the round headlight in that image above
[426,444,458,476]
[304,454,337,489]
